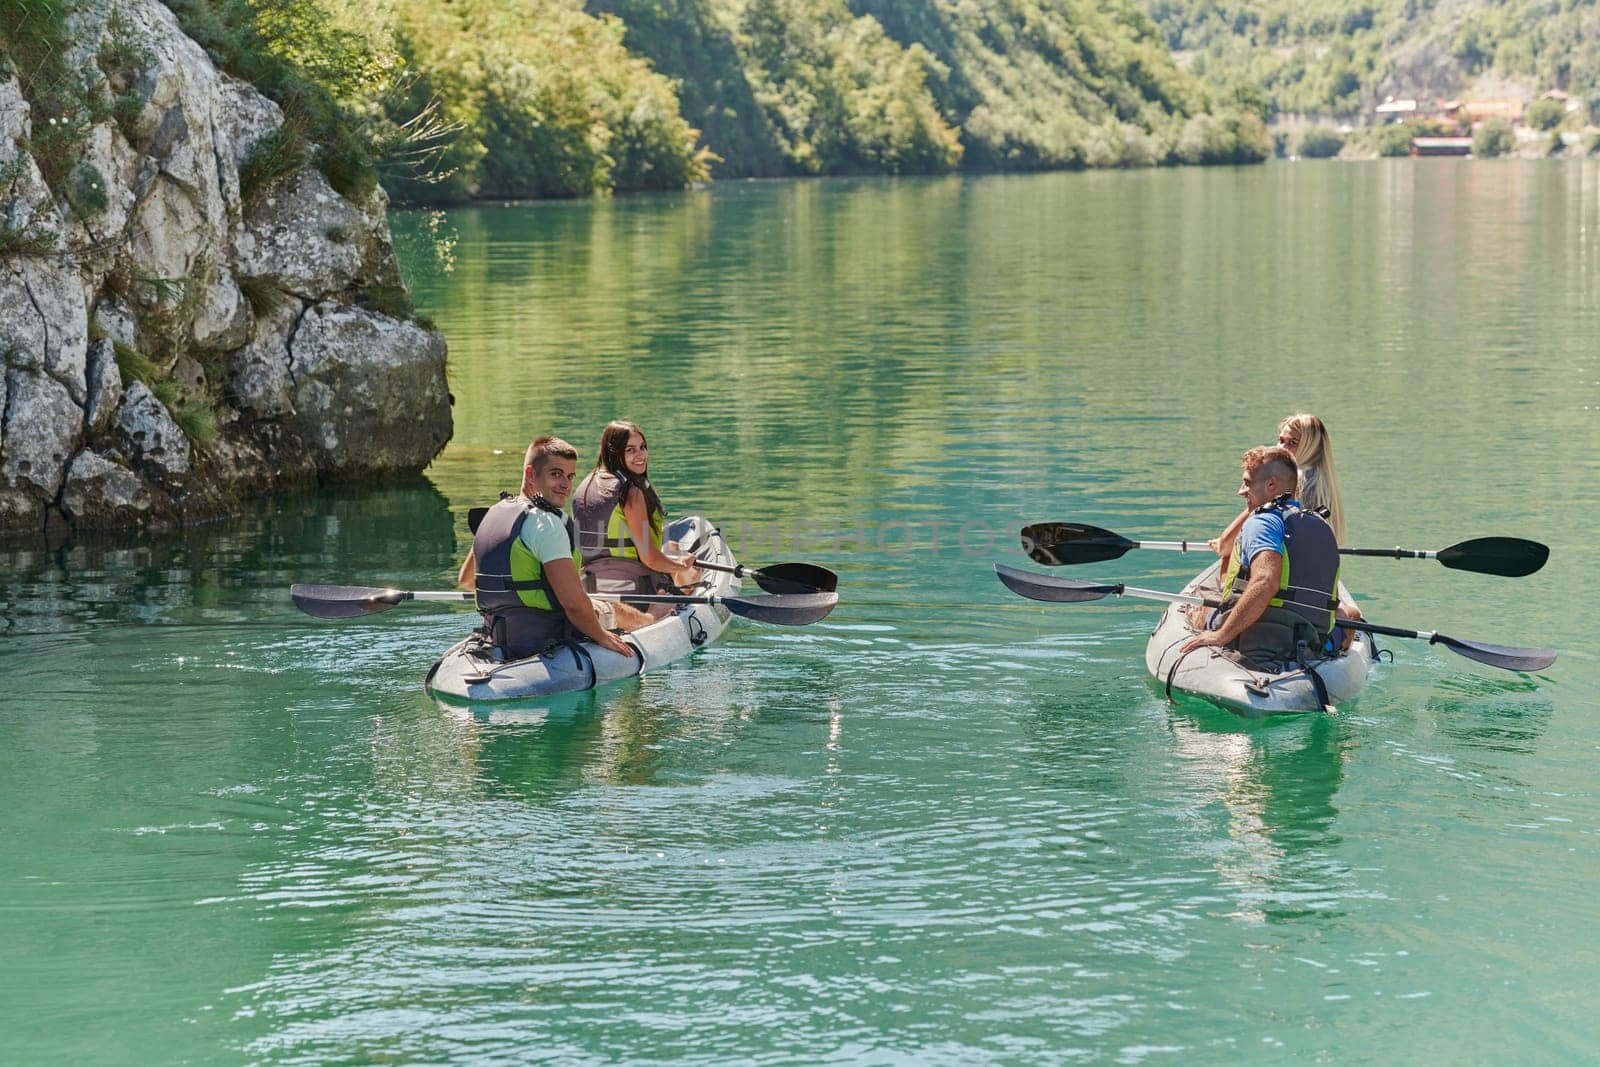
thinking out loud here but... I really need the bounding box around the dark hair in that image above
[595,420,662,516]
[525,435,578,473]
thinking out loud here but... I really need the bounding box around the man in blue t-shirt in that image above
[1180,446,1309,656]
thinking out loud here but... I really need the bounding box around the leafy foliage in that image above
[1473,117,1514,158]
[1524,98,1565,132]
[855,0,1214,169]
[384,0,711,201]
[731,0,961,174]
[1292,125,1344,158]
[1372,121,1414,157]
[161,0,380,198]
[598,0,1267,175]
[1144,0,1600,118]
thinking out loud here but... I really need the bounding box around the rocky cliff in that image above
[0,0,452,538]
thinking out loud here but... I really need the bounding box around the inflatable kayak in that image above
[1144,561,1374,716]
[425,515,738,704]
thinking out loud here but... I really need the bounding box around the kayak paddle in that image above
[1020,523,1549,578]
[289,583,838,626]
[993,564,1557,673]
[692,558,838,594]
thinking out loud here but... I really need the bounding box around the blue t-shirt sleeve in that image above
[1238,511,1286,566]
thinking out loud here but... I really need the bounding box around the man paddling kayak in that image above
[456,436,647,661]
[1181,445,1355,667]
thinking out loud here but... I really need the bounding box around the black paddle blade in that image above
[751,562,839,594]
[725,591,839,626]
[1433,633,1557,672]
[1020,523,1136,566]
[994,563,1121,603]
[290,583,406,620]
[1437,537,1550,578]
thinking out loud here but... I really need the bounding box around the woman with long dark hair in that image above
[573,421,700,609]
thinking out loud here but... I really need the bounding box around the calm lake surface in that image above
[4,161,1598,1062]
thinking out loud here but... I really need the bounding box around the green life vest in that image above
[473,495,582,614]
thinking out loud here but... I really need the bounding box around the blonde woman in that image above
[1276,413,1345,543]
[1211,413,1348,563]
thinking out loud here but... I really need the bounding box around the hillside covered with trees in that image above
[1146,0,1600,119]
[144,0,1274,204]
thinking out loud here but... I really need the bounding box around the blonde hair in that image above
[1278,413,1345,542]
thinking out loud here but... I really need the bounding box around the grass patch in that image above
[149,376,182,411]
[0,221,59,256]
[173,397,220,445]
[237,274,284,316]
[239,120,309,203]
[110,90,145,142]
[113,340,160,386]
[358,282,413,320]
[2,0,96,198]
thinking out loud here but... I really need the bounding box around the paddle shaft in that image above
[290,581,837,626]
[344,589,759,608]
[1022,523,1548,577]
[991,565,1558,671]
[1125,540,1452,562]
[1094,581,1443,644]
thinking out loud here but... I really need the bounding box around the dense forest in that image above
[145,0,1273,203]
[1146,0,1600,118]
[9,0,1595,208]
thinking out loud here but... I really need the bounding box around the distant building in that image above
[1411,137,1473,157]
[1541,89,1582,113]
[1375,97,1419,120]
[1460,99,1524,125]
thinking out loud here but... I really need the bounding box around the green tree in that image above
[1293,125,1344,158]
[1524,98,1564,132]
[1473,117,1514,158]
[1374,122,1414,157]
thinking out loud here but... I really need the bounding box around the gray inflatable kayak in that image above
[425,515,738,704]
[1145,560,1374,716]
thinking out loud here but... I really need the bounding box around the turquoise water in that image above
[3,161,1598,1062]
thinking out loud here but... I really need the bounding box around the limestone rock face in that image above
[60,452,157,528]
[85,340,125,434]
[92,295,138,350]
[0,0,453,540]
[0,256,90,405]
[0,370,83,522]
[0,79,64,243]
[237,169,380,300]
[224,297,300,419]
[115,380,191,483]
[289,304,452,476]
